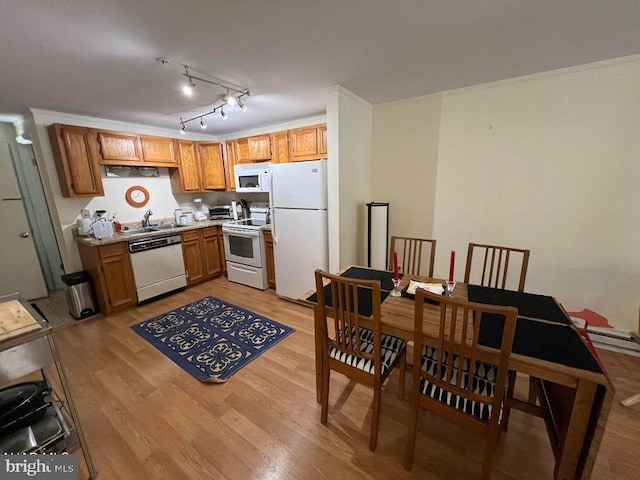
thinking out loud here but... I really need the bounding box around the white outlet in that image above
[81,209,91,219]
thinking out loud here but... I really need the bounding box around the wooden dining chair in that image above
[464,243,530,292]
[388,236,437,277]
[314,269,407,451]
[464,243,530,430]
[405,288,517,478]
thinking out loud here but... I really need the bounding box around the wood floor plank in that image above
[36,277,640,479]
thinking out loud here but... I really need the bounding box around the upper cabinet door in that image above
[96,131,143,164]
[139,136,178,166]
[248,135,271,161]
[235,138,251,163]
[270,131,289,164]
[318,125,327,157]
[176,141,201,192]
[225,141,237,191]
[289,126,320,161]
[48,124,104,197]
[199,142,226,190]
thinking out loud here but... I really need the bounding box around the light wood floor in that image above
[42,278,640,479]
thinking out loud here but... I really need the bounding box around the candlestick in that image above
[449,250,455,282]
[393,252,399,281]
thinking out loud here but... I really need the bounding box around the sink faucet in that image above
[142,209,153,228]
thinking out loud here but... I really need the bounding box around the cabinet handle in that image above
[20,232,30,238]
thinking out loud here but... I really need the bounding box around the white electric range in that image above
[222,207,269,290]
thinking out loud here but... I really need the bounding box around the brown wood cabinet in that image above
[289,124,327,162]
[248,135,271,160]
[96,130,143,164]
[173,141,200,192]
[270,131,289,163]
[318,124,327,156]
[234,135,272,163]
[182,231,206,285]
[139,136,178,166]
[263,230,276,289]
[224,141,237,191]
[199,142,226,190]
[77,241,137,315]
[202,228,222,277]
[219,229,227,275]
[171,141,226,193]
[48,124,104,197]
[181,227,223,285]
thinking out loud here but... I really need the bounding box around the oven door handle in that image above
[222,227,260,237]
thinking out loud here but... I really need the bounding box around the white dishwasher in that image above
[128,234,187,303]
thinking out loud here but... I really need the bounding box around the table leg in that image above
[555,379,598,480]
[314,307,322,404]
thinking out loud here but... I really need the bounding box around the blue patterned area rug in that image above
[131,296,295,383]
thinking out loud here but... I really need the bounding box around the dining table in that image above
[301,266,614,480]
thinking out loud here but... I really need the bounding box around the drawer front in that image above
[99,242,127,259]
[202,227,218,238]
[182,230,201,242]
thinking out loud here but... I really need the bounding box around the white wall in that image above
[370,95,442,270]
[327,87,372,270]
[371,56,640,331]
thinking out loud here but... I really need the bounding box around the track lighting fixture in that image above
[160,59,250,131]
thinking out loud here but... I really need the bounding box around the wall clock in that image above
[125,185,150,207]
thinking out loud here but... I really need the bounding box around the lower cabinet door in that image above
[218,228,227,275]
[100,250,137,309]
[263,230,276,289]
[182,233,205,285]
[202,228,222,277]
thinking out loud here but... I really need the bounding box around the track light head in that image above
[237,98,247,111]
[180,123,186,135]
[222,92,236,106]
[200,118,207,129]
[182,80,195,96]
[220,107,227,120]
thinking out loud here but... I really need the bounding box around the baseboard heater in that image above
[587,327,640,357]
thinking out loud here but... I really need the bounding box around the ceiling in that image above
[1,0,639,135]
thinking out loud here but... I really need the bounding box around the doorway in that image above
[0,122,64,299]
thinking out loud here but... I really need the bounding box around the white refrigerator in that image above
[269,159,328,300]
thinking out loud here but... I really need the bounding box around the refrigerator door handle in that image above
[271,209,278,244]
[269,171,278,244]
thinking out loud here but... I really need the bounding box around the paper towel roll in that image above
[367,202,389,270]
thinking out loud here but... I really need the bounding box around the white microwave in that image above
[234,163,271,193]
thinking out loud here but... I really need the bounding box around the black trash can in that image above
[61,272,98,319]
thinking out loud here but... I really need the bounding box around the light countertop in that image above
[76,220,272,246]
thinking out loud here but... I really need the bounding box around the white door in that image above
[273,208,328,300]
[270,160,327,209]
[0,142,47,300]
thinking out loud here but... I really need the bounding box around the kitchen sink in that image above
[121,227,156,235]
[151,224,188,231]
[120,224,189,235]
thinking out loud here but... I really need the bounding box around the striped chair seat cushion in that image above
[419,345,498,422]
[329,327,407,376]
